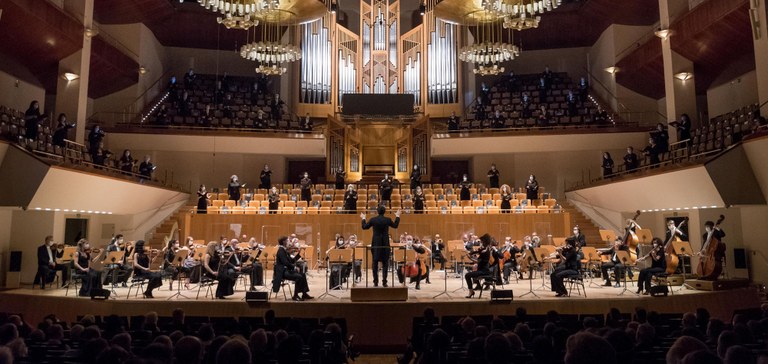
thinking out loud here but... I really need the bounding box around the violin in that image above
[639,245,662,261]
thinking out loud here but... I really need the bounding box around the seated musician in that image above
[430,234,446,271]
[202,238,236,299]
[327,234,351,290]
[162,239,187,291]
[600,237,629,287]
[465,234,495,298]
[105,234,133,287]
[273,236,313,301]
[531,232,542,247]
[289,235,308,274]
[637,238,666,295]
[35,236,68,289]
[132,240,163,298]
[550,237,579,297]
[500,237,522,283]
[240,238,265,291]
[348,234,363,282]
[518,236,538,279]
[397,236,431,290]
[72,239,101,297]
[183,237,201,284]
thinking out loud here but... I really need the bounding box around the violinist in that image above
[531,232,542,247]
[300,172,313,203]
[327,234,351,290]
[343,185,358,214]
[379,174,394,207]
[572,226,587,248]
[600,237,629,288]
[203,238,236,299]
[268,187,280,214]
[240,238,265,290]
[73,239,101,297]
[465,234,494,298]
[289,235,309,274]
[550,237,579,297]
[105,234,132,287]
[162,239,188,291]
[183,237,201,284]
[132,240,163,298]
[430,234,446,270]
[35,235,68,289]
[500,237,522,283]
[273,236,312,301]
[637,238,666,295]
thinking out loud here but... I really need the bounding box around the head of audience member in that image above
[707,319,726,342]
[95,346,130,364]
[0,323,18,345]
[724,345,754,364]
[216,337,251,364]
[564,332,616,364]
[276,334,303,364]
[636,323,655,347]
[680,350,722,364]
[140,342,173,364]
[667,336,709,364]
[174,335,203,364]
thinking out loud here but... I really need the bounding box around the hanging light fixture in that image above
[459,10,520,76]
[198,0,281,30]
[239,10,301,75]
[480,0,561,31]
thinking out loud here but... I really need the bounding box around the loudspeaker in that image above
[649,285,668,297]
[490,289,513,302]
[350,287,408,302]
[245,291,269,302]
[733,248,747,269]
[9,251,22,272]
[90,289,111,300]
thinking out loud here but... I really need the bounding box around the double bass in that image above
[622,210,641,262]
[401,241,429,280]
[697,215,725,280]
[664,218,687,274]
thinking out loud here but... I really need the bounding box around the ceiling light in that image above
[654,29,672,40]
[675,72,693,81]
[62,72,79,82]
[84,28,98,38]
[604,66,619,74]
[139,66,148,75]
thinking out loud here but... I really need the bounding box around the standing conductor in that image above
[361,205,401,287]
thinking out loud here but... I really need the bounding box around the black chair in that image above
[564,273,586,297]
[126,275,146,298]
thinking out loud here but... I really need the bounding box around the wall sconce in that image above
[62,72,79,82]
[84,28,98,38]
[654,29,672,40]
[604,66,619,74]
[139,66,148,75]
[674,72,693,81]
[419,2,426,16]
[330,2,338,14]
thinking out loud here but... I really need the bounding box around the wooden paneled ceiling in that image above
[0,0,139,99]
[617,0,753,99]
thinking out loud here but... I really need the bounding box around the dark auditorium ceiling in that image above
[0,0,139,99]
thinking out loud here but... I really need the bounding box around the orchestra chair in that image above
[211,200,224,207]
[319,207,331,215]
[126,274,147,298]
[283,200,296,208]
[537,206,550,213]
[206,206,220,214]
[270,279,293,301]
[564,273,586,297]
[426,207,438,214]
[463,206,475,214]
[487,206,500,214]
[64,273,83,297]
[321,201,332,208]
[475,274,497,299]
[472,200,484,208]
[651,272,673,296]
[460,200,471,208]
[196,273,216,300]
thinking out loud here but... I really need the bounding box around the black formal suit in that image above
[362,214,400,285]
[272,246,309,295]
[601,245,630,285]
[36,244,68,288]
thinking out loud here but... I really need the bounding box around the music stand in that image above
[433,255,454,299]
[168,248,191,300]
[599,230,618,245]
[246,248,267,291]
[636,229,653,244]
[673,241,694,291]
[451,249,472,293]
[519,249,541,298]
[104,251,125,298]
[319,249,350,299]
[615,251,636,296]
[533,246,554,291]
[581,247,604,288]
[353,246,366,287]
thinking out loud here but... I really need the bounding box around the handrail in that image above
[582,67,629,113]
[126,69,174,116]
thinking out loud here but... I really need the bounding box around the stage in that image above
[1,270,760,352]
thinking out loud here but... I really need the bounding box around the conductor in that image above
[361,205,401,287]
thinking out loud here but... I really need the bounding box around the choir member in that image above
[525,175,539,201]
[343,185,358,213]
[197,185,210,214]
[410,164,421,190]
[487,164,500,188]
[500,184,513,213]
[335,167,346,190]
[119,150,135,173]
[52,114,75,148]
[459,174,471,201]
[623,146,639,172]
[413,186,425,214]
[259,164,272,189]
[24,100,44,142]
[139,156,156,180]
[379,174,393,207]
[601,152,614,177]
[447,111,460,131]
[300,172,312,203]
[227,175,244,202]
[268,187,280,214]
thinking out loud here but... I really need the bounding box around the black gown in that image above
[525,180,539,201]
[268,192,280,214]
[459,181,471,201]
[488,169,500,188]
[335,171,346,190]
[135,253,163,295]
[197,191,208,214]
[228,182,241,201]
[300,178,312,203]
[380,179,393,203]
[259,170,272,189]
[343,190,357,213]
[500,193,513,212]
[413,193,424,214]
[410,170,421,190]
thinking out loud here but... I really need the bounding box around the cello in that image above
[664,218,687,274]
[622,210,642,262]
[697,215,725,280]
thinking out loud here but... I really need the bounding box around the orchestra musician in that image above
[487,164,500,188]
[697,219,726,280]
[288,235,308,274]
[348,234,363,282]
[343,185,358,214]
[464,234,495,298]
[273,236,313,301]
[182,237,201,285]
[459,174,471,201]
[228,175,244,202]
[379,174,394,208]
[300,172,313,203]
[637,238,666,295]
[73,239,95,296]
[500,184,513,213]
[550,237,579,297]
[35,236,68,289]
[132,240,163,298]
[162,239,191,291]
[500,237,522,283]
[397,235,431,290]
[335,167,346,190]
[413,186,425,214]
[531,232,542,247]
[666,219,688,274]
[517,236,537,279]
[203,238,236,299]
[600,237,629,287]
[105,234,132,287]
[268,187,280,214]
[410,164,421,191]
[327,234,351,290]
[259,164,272,189]
[430,234,445,270]
[525,175,539,201]
[571,226,587,248]
[240,237,265,290]
[361,206,401,287]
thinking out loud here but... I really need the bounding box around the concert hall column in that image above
[54,0,94,144]
[658,0,697,142]
[752,0,768,117]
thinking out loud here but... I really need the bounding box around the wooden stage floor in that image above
[1,270,760,352]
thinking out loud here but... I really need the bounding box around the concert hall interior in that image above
[2,0,768,362]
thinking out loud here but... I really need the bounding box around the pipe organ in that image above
[360,0,399,96]
[427,20,458,104]
[300,17,332,104]
[337,28,358,106]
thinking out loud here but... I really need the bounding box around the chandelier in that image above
[198,0,281,30]
[239,10,301,76]
[481,0,561,30]
[459,10,520,76]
